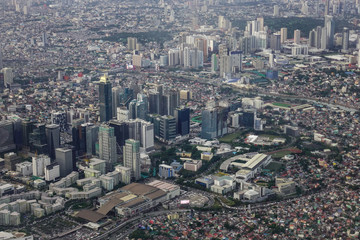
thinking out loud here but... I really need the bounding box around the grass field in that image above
[270,150,293,158]
[260,134,280,140]
[272,102,293,108]
[265,161,285,172]
[219,132,243,143]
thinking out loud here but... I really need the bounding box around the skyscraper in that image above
[201,107,228,140]
[174,107,190,136]
[309,30,316,47]
[325,15,335,49]
[1,68,13,87]
[55,148,73,177]
[127,37,137,51]
[99,124,117,172]
[86,124,99,156]
[99,74,113,122]
[280,28,287,43]
[0,47,3,70]
[123,139,140,181]
[45,124,60,160]
[294,30,301,44]
[342,27,349,51]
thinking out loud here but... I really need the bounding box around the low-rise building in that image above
[210,176,236,195]
[15,162,33,176]
[158,164,174,179]
[183,160,202,172]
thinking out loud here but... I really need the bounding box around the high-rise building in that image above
[159,116,177,142]
[55,148,73,177]
[86,125,99,156]
[99,125,117,172]
[45,124,60,160]
[123,139,140,181]
[174,107,190,136]
[294,30,301,44]
[342,27,349,51]
[127,37,137,51]
[1,68,13,87]
[325,0,330,16]
[112,87,121,119]
[0,120,16,154]
[325,15,335,49]
[29,124,48,155]
[230,51,243,74]
[321,27,328,50]
[50,111,68,132]
[22,120,34,148]
[201,107,228,140]
[162,90,179,116]
[109,120,129,148]
[273,5,280,17]
[0,47,3,70]
[257,17,264,31]
[71,119,86,156]
[211,54,218,73]
[280,28,287,43]
[44,163,60,181]
[270,34,281,51]
[32,155,51,177]
[4,152,20,171]
[309,30,316,47]
[99,74,113,122]
[315,26,322,49]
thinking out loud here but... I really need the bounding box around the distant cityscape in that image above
[0,0,359,239]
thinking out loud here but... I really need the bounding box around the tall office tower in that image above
[128,99,137,119]
[280,28,287,43]
[342,27,349,51]
[140,121,154,152]
[168,49,180,66]
[32,155,51,177]
[135,94,148,120]
[117,107,129,122]
[0,120,16,154]
[211,54,218,73]
[99,74,113,122]
[1,68,13,87]
[321,27,328,49]
[358,49,360,68]
[109,120,129,148]
[50,111,68,132]
[148,90,162,115]
[4,152,21,171]
[273,5,280,17]
[123,139,140,181]
[99,125,117,172]
[294,30,301,44]
[220,55,231,78]
[309,30,316,47]
[201,107,228,140]
[45,124,60,160]
[269,53,274,68]
[0,72,4,91]
[270,34,281,51]
[324,0,330,16]
[315,26,322,49]
[112,87,121,120]
[29,124,48,155]
[42,32,47,47]
[174,107,190,136]
[228,51,242,76]
[0,47,3,70]
[257,17,264,31]
[157,115,176,142]
[242,110,256,128]
[195,38,208,62]
[127,37,137,51]
[162,90,180,116]
[86,124,99,156]
[22,120,34,148]
[325,15,335,49]
[55,148,73,177]
[71,119,85,156]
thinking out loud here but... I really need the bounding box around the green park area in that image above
[272,102,293,108]
[219,132,243,143]
[268,148,301,159]
[264,161,285,173]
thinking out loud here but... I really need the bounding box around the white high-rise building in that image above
[294,30,301,44]
[123,139,140,181]
[99,125,117,172]
[1,68,13,87]
[32,155,51,177]
[280,28,287,43]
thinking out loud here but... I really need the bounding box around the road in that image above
[92,209,190,240]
